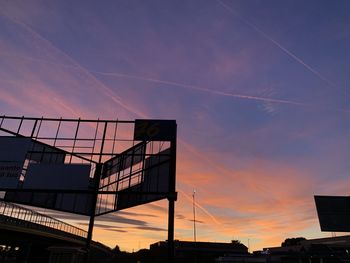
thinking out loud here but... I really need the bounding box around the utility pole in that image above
[193,189,197,263]
[192,189,197,243]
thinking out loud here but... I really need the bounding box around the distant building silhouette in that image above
[217,235,350,263]
[263,235,350,263]
[150,240,248,263]
[281,237,307,247]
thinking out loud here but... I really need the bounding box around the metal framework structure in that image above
[0,116,177,262]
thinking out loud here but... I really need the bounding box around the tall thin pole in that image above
[193,189,197,263]
[168,131,177,263]
[193,189,196,243]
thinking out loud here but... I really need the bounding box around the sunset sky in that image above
[1,0,350,252]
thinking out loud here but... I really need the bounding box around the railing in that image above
[0,200,87,238]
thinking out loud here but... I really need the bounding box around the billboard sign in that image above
[0,116,177,262]
[314,195,350,232]
[0,117,176,217]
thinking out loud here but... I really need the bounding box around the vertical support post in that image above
[193,189,197,263]
[168,199,175,262]
[84,163,102,263]
[193,189,197,243]
[16,116,24,135]
[20,242,32,263]
[84,121,108,263]
[70,118,81,163]
[168,122,177,263]
[30,120,38,138]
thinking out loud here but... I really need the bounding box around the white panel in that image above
[24,163,91,190]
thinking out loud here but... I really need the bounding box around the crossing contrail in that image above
[91,71,307,106]
[179,189,221,225]
[1,48,307,107]
[0,12,306,109]
[216,0,341,91]
[2,7,301,109]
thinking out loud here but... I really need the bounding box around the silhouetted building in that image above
[150,240,248,263]
[216,253,266,263]
[216,235,350,263]
[263,235,350,263]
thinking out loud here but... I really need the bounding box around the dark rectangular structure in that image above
[134,119,176,141]
[314,195,350,232]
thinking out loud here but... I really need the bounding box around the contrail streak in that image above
[0,12,146,119]
[179,189,221,225]
[2,13,348,113]
[1,49,307,107]
[216,0,341,90]
[92,70,306,106]
[0,51,79,70]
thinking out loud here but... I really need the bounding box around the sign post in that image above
[134,119,177,262]
[84,163,102,263]
[167,135,177,263]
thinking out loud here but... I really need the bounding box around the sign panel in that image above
[134,119,176,141]
[0,136,92,215]
[0,137,31,188]
[5,163,93,215]
[24,163,91,190]
[96,144,173,215]
[314,195,350,232]
[0,137,67,189]
[102,142,146,180]
[116,148,171,210]
[5,191,93,216]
